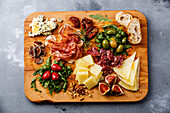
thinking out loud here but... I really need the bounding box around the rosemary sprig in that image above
[89,14,113,22]
[74,29,91,49]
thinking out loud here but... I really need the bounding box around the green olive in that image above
[107,29,117,35]
[116,33,121,38]
[102,39,110,49]
[121,31,126,37]
[122,37,127,44]
[116,45,124,53]
[110,38,117,48]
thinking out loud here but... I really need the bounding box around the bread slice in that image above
[127,18,142,44]
[115,11,133,28]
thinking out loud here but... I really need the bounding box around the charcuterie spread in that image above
[24,10,148,102]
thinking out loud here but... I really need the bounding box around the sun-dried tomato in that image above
[81,17,98,40]
[69,16,80,28]
[82,17,93,30]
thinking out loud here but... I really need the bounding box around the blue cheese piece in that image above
[29,15,57,37]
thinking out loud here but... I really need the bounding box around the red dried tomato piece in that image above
[82,17,93,30]
[69,16,80,28]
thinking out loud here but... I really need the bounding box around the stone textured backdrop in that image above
[0,0,170,113]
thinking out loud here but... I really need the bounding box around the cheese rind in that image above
[83,76,98,89]
[113,52,136,79]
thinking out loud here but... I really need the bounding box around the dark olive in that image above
[107,29,117,35]
[116,33,121,38]
[102,39,110,49]
[122,37,127,44]
[110,38,117,48]
[121,31,126,37]
[116,45,124,53]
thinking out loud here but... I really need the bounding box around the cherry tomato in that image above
[51,64,62,71]
[52,72,59,81]
[42,71,51,80]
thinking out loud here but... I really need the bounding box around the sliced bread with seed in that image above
[115,11,133,28]
[127,18,142,44]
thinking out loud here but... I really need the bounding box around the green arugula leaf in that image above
[89,14,113,22]
[31,78,41,92]
[33,70,39,76]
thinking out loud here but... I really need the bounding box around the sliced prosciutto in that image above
[46,24,83,63]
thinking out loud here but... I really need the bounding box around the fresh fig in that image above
[99,83,110,95]
[105,74,117,86]
[111,85,124,95]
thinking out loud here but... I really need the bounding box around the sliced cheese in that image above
[119,59,140,91]
[73,59,88,75]
[75,58,82,65]
[82,55,94,66]
[77,71,89,84]
[113,52,136,79]
[119,58,140,86]
[83,76,98,89]
[75,67,89,80]
[89,71,103,83]
[89,64,103,77]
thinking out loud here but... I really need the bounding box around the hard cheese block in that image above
[89,71,103,83]
[89,64,103,77]
[73,59,89,75]
[83,76,98,89]
[119,58,140,91]
[113,52,136,79]
[82,54,94,66]
[75,67,89,80]
[77,71,89,84]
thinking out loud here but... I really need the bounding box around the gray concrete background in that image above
[0,0,170,113]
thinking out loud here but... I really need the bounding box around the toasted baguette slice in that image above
[127,18,142,44]
[115,11,133,28]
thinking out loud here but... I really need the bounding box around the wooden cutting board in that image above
[24,10,148,102]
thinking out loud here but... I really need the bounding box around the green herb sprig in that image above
[74,28,91,49]
[89,14,113,22]
[31,78,42,92]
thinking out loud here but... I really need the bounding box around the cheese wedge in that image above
[77,71,89,84]
[119,59,140,91]
[89,64,103,77]
[82,55,94,66]
[119,58,140,86]
[113,52,136,79]
[83,76,98,89]
[73,59,88,75]
[75,67,89,80]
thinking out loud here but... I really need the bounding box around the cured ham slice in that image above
[46,24,83,63]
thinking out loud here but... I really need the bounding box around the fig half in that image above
[105,74,117,86]
[99,83,110,95]
[111,85,124,95]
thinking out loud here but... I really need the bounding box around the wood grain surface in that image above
[24,10,148,102]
